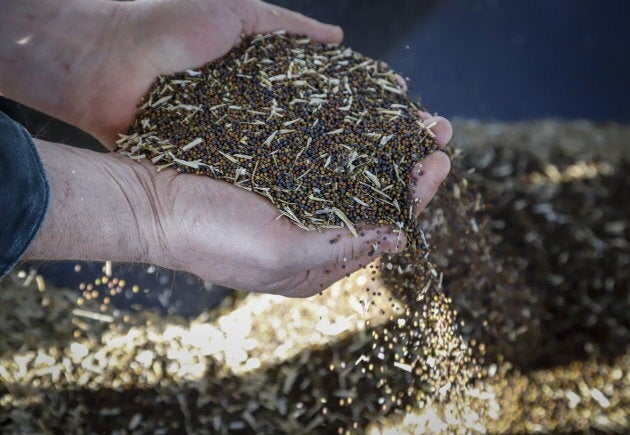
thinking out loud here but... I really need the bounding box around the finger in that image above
[282,252,379,298]
[409,151,451,217]
[418,113,453,148]
[246,1,343,44]
[393,74,408,92]
[286,225,407,271]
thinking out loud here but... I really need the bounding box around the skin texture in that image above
[1,0,453,297]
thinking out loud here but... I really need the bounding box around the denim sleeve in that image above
[0,110,50,278]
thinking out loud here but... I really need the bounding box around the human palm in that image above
[140,133,451,297]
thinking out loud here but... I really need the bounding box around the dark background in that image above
[2,0,629,315]
[275,0,630,122]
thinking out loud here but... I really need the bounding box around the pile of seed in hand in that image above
[117,32,439,249]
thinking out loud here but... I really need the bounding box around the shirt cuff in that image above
[0,111,50,278]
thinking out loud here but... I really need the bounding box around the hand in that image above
[145,116,452,296]
[0,0,342,149]
[26,118,451,297]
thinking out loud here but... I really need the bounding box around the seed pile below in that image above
[117,32,438,248]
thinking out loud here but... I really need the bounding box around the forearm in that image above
[24,139,157,264]
[0,0,123,128]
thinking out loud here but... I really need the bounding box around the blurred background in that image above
[2,0,629,316]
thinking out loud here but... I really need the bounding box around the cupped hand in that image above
[134,114,452,297]
[73,0,343,148]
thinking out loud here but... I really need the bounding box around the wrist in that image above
[25,140,161,265]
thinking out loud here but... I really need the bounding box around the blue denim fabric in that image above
[0,111,50,278]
